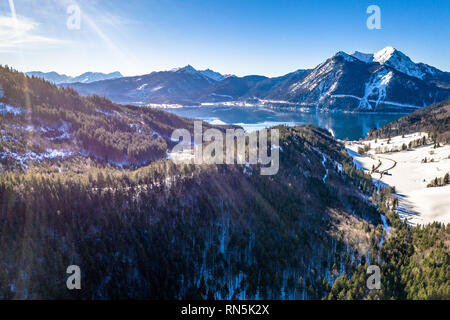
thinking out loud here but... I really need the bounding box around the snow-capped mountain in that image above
[258,47,449,111]
[26,71,123,84]
[351,46,426,80]
[26,71,72,84]
[351,47,450,84]
[169,65,226,81]
[65,65,223,105]
[61,47,450,111]
[71,71,123,83]
[265,48,450,111]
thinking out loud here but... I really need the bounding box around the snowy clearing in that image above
[346,132,450,226]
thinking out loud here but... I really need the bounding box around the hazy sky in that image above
[0,0,449,77]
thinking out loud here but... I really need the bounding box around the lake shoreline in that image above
[151,103,412,115]
[158,105,409,140]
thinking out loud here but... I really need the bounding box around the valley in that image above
[346,132,450,225]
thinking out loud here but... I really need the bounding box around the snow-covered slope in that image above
[346,133,450,225]
[351,46,448,82]
[199,69,226,81]
[171,65,225,81]
[372,46,426,79]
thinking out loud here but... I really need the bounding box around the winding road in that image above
[375,156,397,179]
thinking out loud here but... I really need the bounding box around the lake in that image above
[161,106,407,140]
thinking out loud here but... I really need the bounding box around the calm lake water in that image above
[161,106,407,140]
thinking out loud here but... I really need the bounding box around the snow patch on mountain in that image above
[151,86,163,92]
[0,149,74,168]
[317,72,337,104]
[373,46,397,64]
[47,121,72,140]
[0,103,23,115]
[137,83,148,91]
[358,70,393,109]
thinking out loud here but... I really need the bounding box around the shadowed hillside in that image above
[366,99,450,143]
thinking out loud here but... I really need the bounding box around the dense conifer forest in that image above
[328,186,449,299]
[366,99,450,144]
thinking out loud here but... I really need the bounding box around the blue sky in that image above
[0,0,449,77]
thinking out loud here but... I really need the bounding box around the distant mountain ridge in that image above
[63,65,222,105]
[63,47,450,112]
[27,71,123,84]
[170,65,228,81]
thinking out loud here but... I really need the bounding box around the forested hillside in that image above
[366,99,450,143]
[0,65,229,169]
[328,188,449,300]
[0,121,386,299]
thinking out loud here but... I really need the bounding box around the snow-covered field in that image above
[346,132,450,226]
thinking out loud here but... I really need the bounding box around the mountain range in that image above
[60,65,228,106]
[61,47,450,112]
[26,71,123,84]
